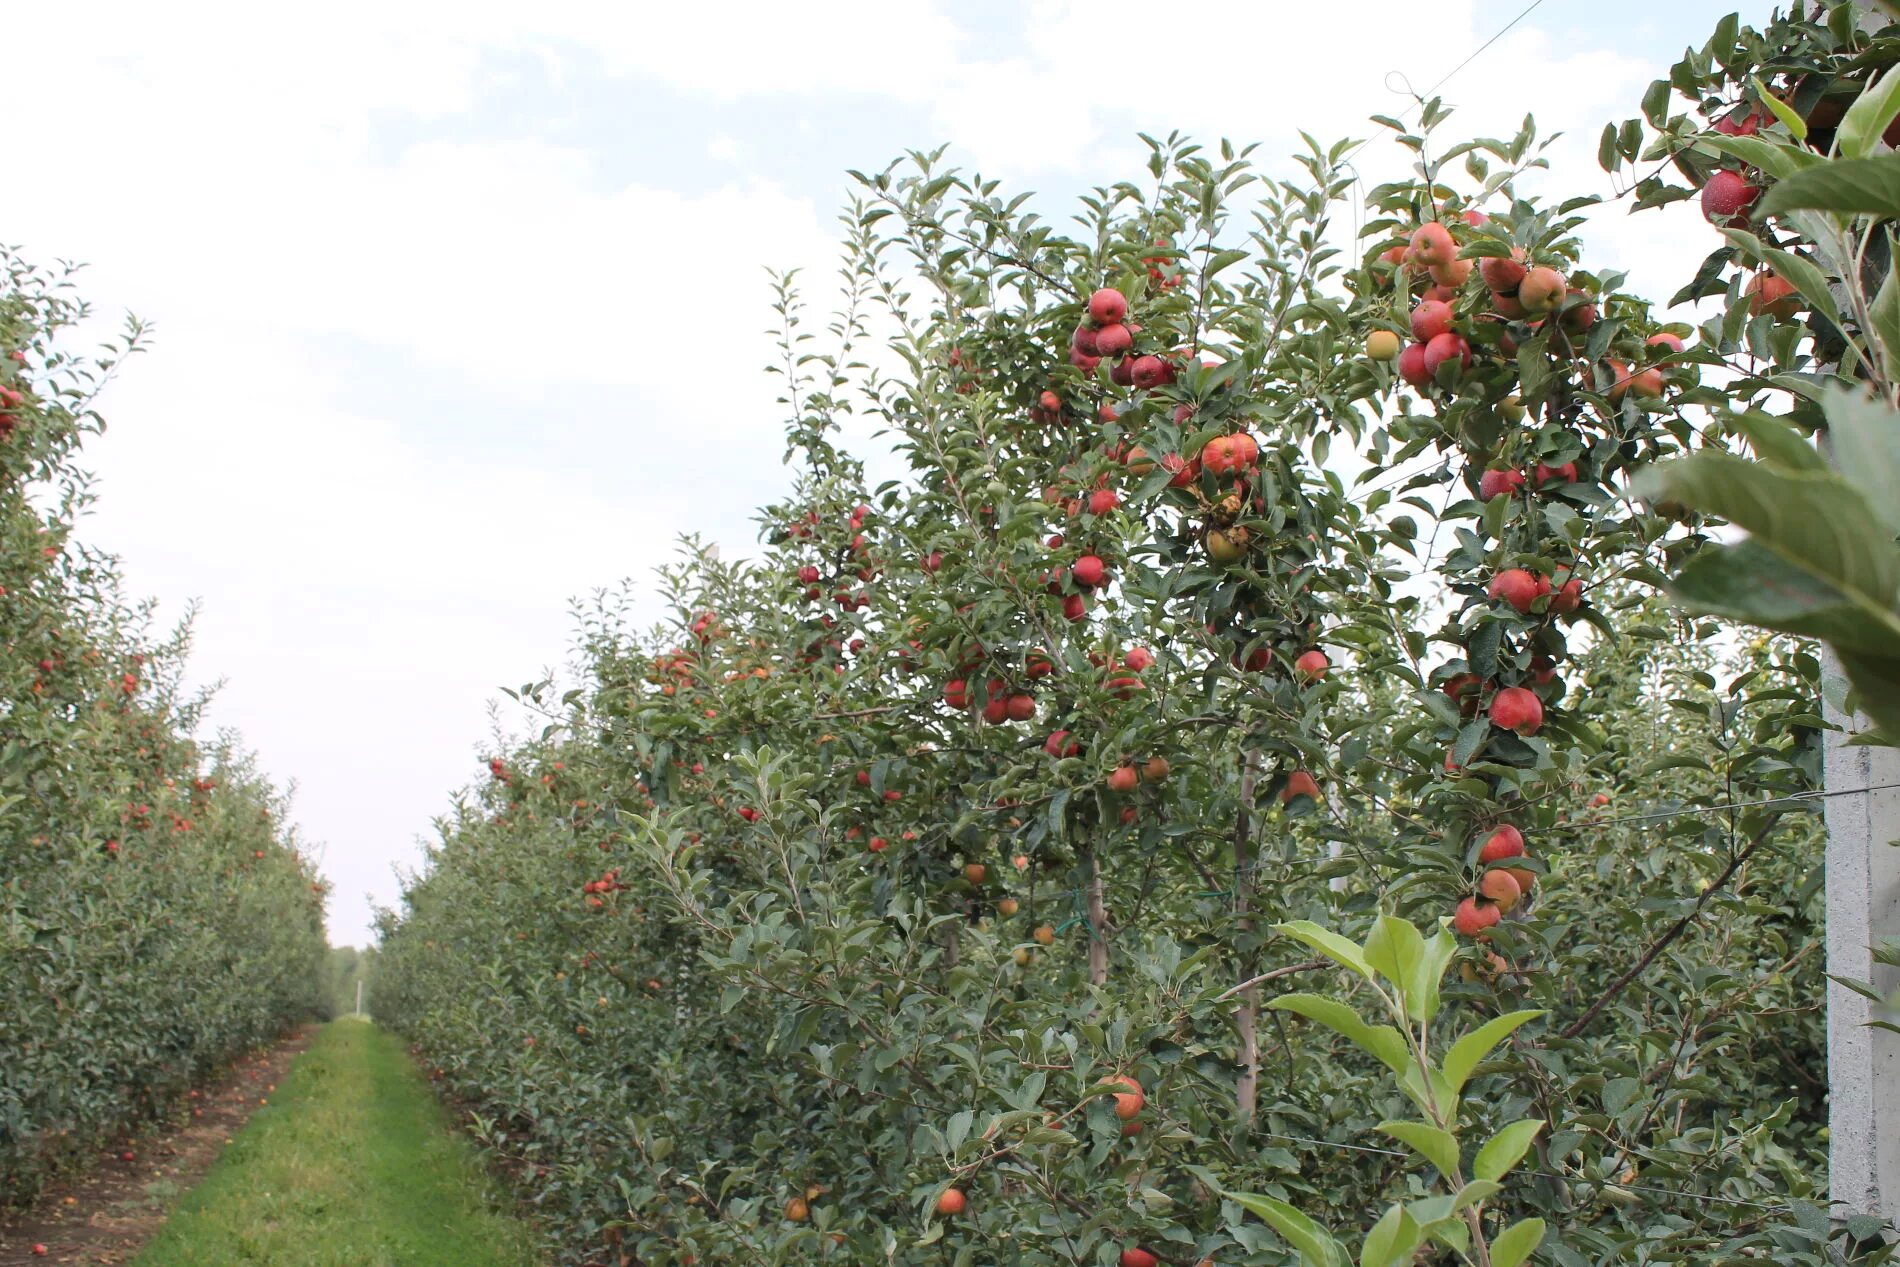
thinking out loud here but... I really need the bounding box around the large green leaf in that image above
[1838,67,1900,161]
[1363,915,1438,1021]
[1378,1120,1461,1177]
[1490,1217,1547,1267]
[1274,919,1375,980]
[1823,388,1900,536]
[1226,1191,1346,1267]
[1697,134,1825,183]
[1839,648,1900,744]
[1758,153,1900,219]
[1667,539,1900,658]
[1637,452,1900,618]
[1359,1204,1423,1267]
[1473,1118,1545,1181]
[1440,1010,1545,1100]
[1268,993,1411,1074]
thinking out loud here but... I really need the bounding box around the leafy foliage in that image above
[0,249,327,1209]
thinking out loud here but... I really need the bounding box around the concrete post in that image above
[1823,649,1900,1226]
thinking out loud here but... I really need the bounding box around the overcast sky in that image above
[10,0,1731,945]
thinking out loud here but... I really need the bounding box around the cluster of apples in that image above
[1067,287,1180,392]
[1454,824,1538,937]
[581,869,625,907]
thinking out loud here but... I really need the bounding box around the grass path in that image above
[131,1020,542,1267]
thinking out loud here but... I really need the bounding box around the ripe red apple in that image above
[1490,686,1544,735]
[1480,868,1523,911]
[1006,694,1037,722]
[1087,488,1120,515]
[1430,256,1473,288]
[1748,270,1800,319]
[1479,249,1528,294]
[1072,555,1107,588]
[1131,354,1168,389]
[1107,765,1139,793]
[1701,169,1759,228]
[1200,431,1260,476]
[1094,323,1134,357]
[982,695,1009,724]
[1089,287,1129,326]
[936,1187,967,1216]
[1532,461,1577,489]
[1294,649,1329,680]
[1479,824,1525,862]
[1454,896,1501,938]
[943,679,972,709]
[1487,568,1550,614]
[868,836,888,852]
[1443,672,1483,715]
[1410,221,1456,268]
[1281,770,1321,804]
[1123,646,1154,671]
[1549,577,1583,615]
[1073,323,1102,356]
[1646,332,1685,357]
[1062,593,1088,621]
[797,565,820,584]
[1518,267,1567,315]
[1410,299,1455,343]
[1489,290,1528,319]
[1110,1075,1146,1118]
[1479,467,1525,500]
[1120,1249,1159,1267]
[1044,730,1081,758]
[738,807,760,823]
[1397,342,1433,388]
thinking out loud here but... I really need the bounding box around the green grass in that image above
[133,1020,543,1267]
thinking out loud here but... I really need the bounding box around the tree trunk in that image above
[1085,847,1108,986]
[1235,755,1260,1128]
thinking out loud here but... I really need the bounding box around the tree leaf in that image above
[1378,1121,1461,1177]
[1822,388,1900,536]
[1839,66,1900,161]
[1753,76,1808,141]
[1267,993,1410,1074]
[1359,1204,1423,1267]
[1441,1010,1544,1100]
[1473,1118,1545,1181]
[1758,153,1900,219]
[1225,1191,1346,1267]
[1273,920,1374,980]
[1697,134,1825,182]
[1637,452,1900,614]
[1490,1217,1546,1267]
[1667,539,1900,656]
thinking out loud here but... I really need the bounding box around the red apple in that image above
[1089,287,1129,326]
[1490,686,1544,735]
[1487,568,1550,614]
[1701,168,1759,228]
[1479,824,1525,862]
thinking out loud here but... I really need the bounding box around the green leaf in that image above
[1268,993,1411,1075]
[1839,648,1900,744]
[1668,540,1900,658]
[1362,915,1427,1009]
[1273,920,1374,980]
[1378,1121,1461,1177]
[1758,154,1900,219]
[1359,1204,1423,1267]
[1823,388,1900,536]
[1870,257,1900,375]
[1637,452,1900,620]
[1441,1010,1544,1100]
[1839,67,1900,161]
[1753,77,1808,141]
[1226,1191,1346,1267]
[1697,134,1825,182]
[1731,411,1826,472]
[1490,1217,1546,1267]
[1473,1118,1545,1181]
